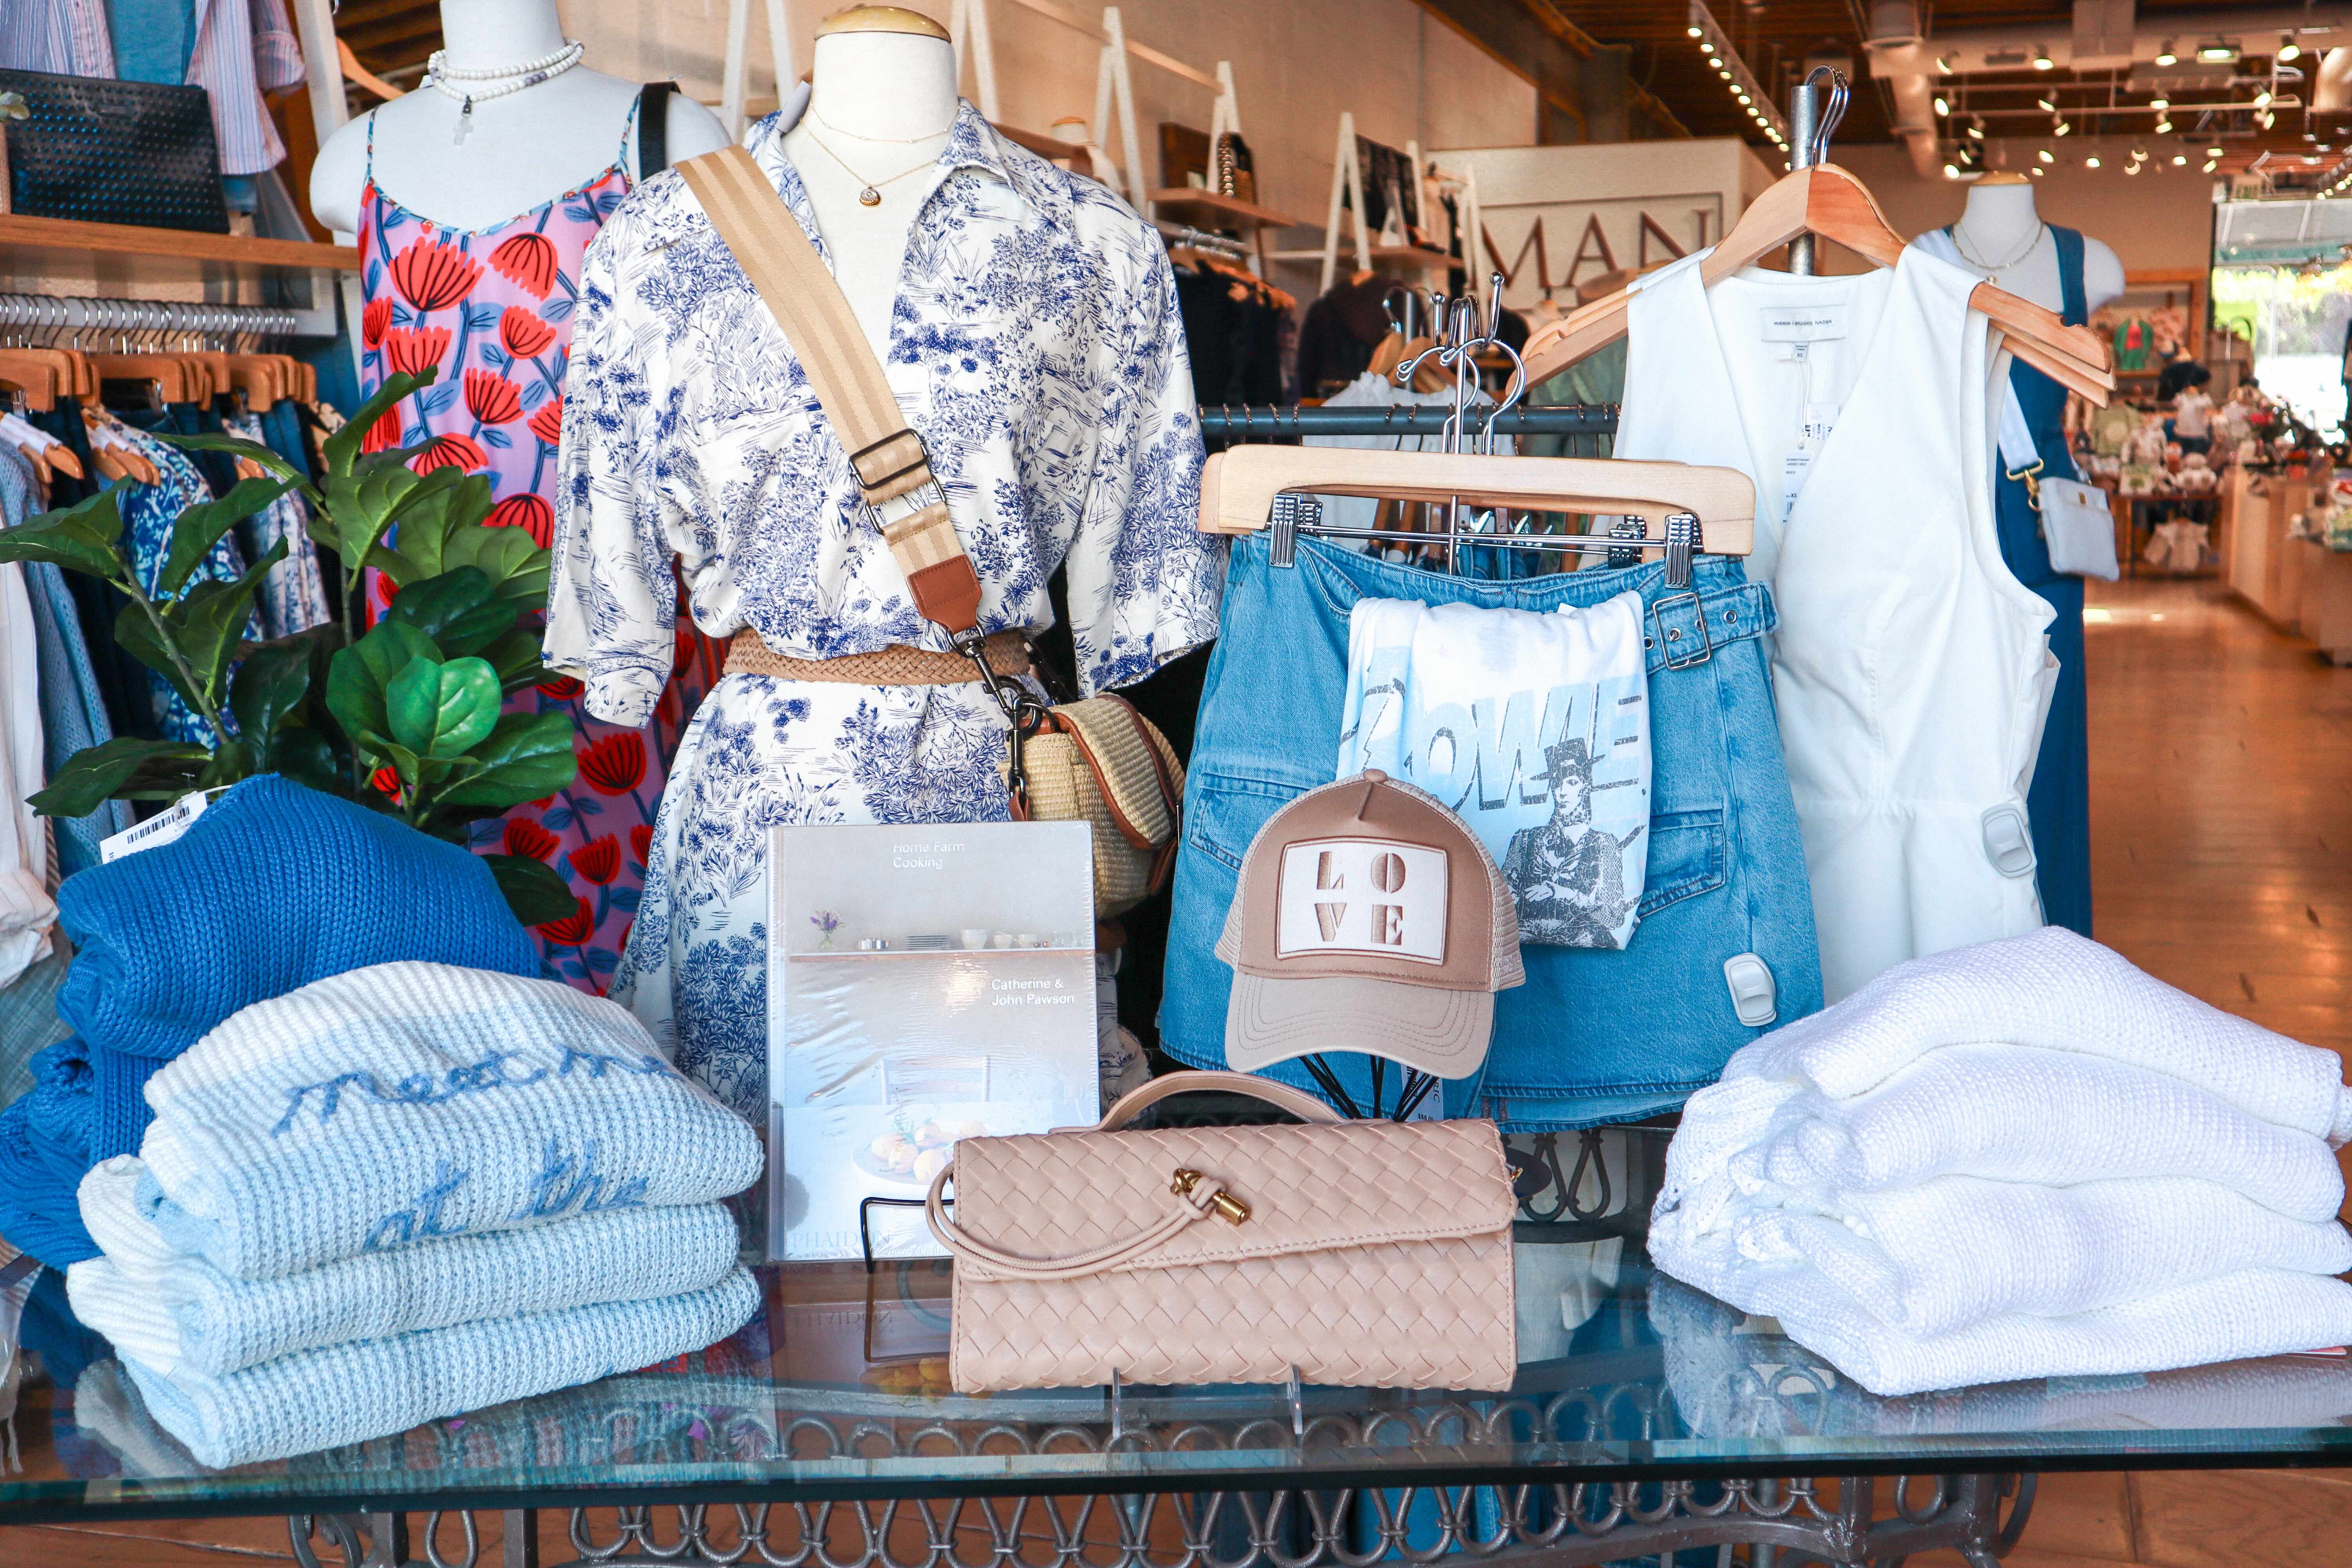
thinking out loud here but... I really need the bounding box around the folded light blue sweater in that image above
[136,962,764,1279]
[124,1267,760,1468]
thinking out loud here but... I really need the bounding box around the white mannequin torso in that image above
[1931,180,2126,318]
[309,0,730,236]
[780,31,959,351]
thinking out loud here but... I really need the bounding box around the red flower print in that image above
[389,237,484,312]
[360,407,403,454]
[410,432,488,474]
[630,823,654,865]
[499,307,558,359]
[487,492,554,548]
[368,765,401,799]
[488,231,560,299]
[361,297,394,350]
[526,397,565,448]
[381,325,451,379]
[577,732,646,795]
[464,368,524,425]
[537,673,584,701]
[537,897,596,946]
[503,818,559,860]
[572,835,622,885]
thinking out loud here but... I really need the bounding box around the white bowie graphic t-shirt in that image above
[1337,594,1651,948]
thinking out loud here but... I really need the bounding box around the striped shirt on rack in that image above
[0,0,116,78]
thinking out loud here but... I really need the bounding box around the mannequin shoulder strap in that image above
[674,145,985,637]
[637,82,678,180]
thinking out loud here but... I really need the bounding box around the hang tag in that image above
[99,790,212,863]
[1780,450,1814,523]
[1760,307,1848,343]
[1799,401,1840,446]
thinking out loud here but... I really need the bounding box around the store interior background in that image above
[12,0,2352,1564]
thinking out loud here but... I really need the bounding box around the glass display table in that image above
[3,1129,2348,1568]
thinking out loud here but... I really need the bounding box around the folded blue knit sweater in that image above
[0,1040,101,1265]
[56,775,537,1164]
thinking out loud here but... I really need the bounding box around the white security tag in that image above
[1722,953,1778,1029]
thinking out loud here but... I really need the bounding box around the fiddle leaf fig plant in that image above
[0,367,577,926]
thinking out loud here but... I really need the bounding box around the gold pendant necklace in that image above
[802,128,933,206]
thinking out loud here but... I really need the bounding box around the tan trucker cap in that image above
[1215,770,1524,1080]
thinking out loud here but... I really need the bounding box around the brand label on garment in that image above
[1760,307,1848,342]
[98,790,211,864]
[1274,838,1450,964]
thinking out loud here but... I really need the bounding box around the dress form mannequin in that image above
[310,0,730,234]
[1940,173,2125,315]
[780,9,960,349]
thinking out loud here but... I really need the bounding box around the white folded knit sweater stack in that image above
[1650,928,2352,1397]
[65,962,767,1468]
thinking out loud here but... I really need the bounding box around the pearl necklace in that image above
[424,39,586,144]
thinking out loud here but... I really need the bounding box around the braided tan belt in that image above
[723,628,1032,686]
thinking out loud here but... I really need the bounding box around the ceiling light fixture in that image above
[1687,23,1702,38]
[1966,120,1985,140]
[1934,95,1950,116]
[2255,89,2273,108]
[2149,96,2169,111]
[2030,166,2044,177]
[2196,41,2239,65]
[1934,53,1954,73]
[1944,162,1961,179]
[2156,117,2174,134]
[2031,46,2055,70]
[2038,148,2054,163]
[2203,158,2220,172]
[2155,41,2178,67]
[2055,120,2072,136]
[2086,155,2101,168]
[2172,152,2187,165]
[2209,145,2225,157]
[2280,37,2303,63]
[2037,96,2056,112]
[1699,40,1715,54]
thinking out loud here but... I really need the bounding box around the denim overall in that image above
[1159,534,1824,1131]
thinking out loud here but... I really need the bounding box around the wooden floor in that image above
[3,579,2348,1568]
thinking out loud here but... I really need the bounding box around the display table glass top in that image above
[3,1128,2350,1522]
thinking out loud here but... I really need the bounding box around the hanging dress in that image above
[1613,247,2057,1002]
[354,93,723,993]
[1912,223,2094,938]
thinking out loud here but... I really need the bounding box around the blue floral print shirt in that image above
[544,102,1222,725]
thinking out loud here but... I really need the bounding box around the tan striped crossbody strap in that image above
[677,145,991,653]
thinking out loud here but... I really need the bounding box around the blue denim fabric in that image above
[1159,534,1824,1131]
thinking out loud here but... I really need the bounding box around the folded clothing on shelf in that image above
[122,1267,761,1469]
[67,1155,744,1376]
[0,1039,100,1266]
[1650,929,2352,1396]
[132,961,765,1279]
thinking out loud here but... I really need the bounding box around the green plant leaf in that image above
[325,619,439,751]
[159,475,297,595]
[0,486,127,579]
[436,710,575,809]
[441,520,548,605]
[386,653,501,758]
[375,469,490,584]
[482,852,577,926]
[484,627,553,692]
[28,737,211,817]
[323,367,437,479]
[271,726,347,797]
[113,597,205,714]
[174,536,289,703]
[149,430,305,486]
[228,640,313,767]
[198,740,256,790]
[381,566,512,655]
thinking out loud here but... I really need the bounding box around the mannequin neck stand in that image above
[437,0,568,69]
[782,31,961,351]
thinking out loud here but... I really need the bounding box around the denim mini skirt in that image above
[1159,534,1824,1131]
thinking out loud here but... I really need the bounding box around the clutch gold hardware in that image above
[1171,1168,1250,1225]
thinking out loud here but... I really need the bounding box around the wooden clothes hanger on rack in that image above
[1521,79,2113,407]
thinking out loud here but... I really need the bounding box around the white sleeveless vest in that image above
[1613,248,2058,1001]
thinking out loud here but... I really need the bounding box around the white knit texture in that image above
[135,962,763,1279]
[1722,927,2352,1140]
[123,1267,760,1469]
[70,1156,744,1376]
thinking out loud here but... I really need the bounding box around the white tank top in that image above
[1613,247,2058,1002]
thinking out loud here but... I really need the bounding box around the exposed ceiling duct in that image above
[1866,2,2352,179]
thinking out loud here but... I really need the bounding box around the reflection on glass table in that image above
[0,1127,2348,1526]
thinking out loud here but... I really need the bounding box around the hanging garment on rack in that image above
[0,446,132,877]
[549,104,1219,1114]
[0,0,115,76]
[1913,223,2093,940]
[0,553,54,991]
[93,411,259,748]
[1337,593,1652,949]
[103,0,305,177]
[353,92,722,995]
[1172,257,1285,407]
[221,410,329,639]
[1160,534,1821,1131]
[22,407,156,744]
[1613,248,2058,1004]
[1295,276,1396,397]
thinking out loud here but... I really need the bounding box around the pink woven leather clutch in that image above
[925,1071,1518,1392]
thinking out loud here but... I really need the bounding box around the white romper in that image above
[1613,248,2057,1001]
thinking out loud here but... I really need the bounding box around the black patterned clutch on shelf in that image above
[0,68,229,234]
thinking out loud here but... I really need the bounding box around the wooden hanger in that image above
[1198,445,1755,557]
[1368,332,1446,394]
[9,345,90,401]
[1521,162,2114,405]
[89,354,192,405]
[0,355,59,412]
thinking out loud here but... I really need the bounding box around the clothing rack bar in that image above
[1286,523,1664,559]
[1197,404,1619,439]
[0,294,304,339]
[1155,220,1251,258]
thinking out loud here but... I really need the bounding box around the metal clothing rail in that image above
[1198,404,1619,439]
[1156,221,1251,259]
[0,294,305,341]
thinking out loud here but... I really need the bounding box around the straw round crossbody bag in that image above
[679,147,1184,918]
[924,1070,1519,1393]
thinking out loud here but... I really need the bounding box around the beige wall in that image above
[562,0,1536,257]
[1833,141,2217,277]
